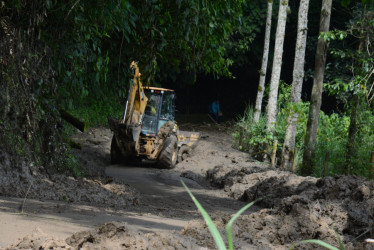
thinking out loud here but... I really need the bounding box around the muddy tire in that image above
[111,135,124,164]
[159,135,178,169]
[177,145,192,163]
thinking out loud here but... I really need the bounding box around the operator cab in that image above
[142,87,175,136]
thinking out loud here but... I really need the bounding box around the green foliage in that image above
[313,112,350,176]
[1,0,248,178]
[60,146,82,177]
[225,199,259,250]
[291,228,345,250]
[323,3,374,107]
[233,83,309,160]
[224,0,267,67]
[39,0,246,110]
[232,106,275,158]
[68,96,124,127]
[290,239,340,250]
[183,180,346,249]
[341,0,374,8]
[319,30,347,42]
[234,82,374,178]
[181,180,257,250]
[1,129,28,157]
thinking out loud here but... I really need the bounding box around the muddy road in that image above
[1,123,374,249]
[0,124,252,248]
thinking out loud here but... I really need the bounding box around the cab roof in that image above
[144,86,174,92]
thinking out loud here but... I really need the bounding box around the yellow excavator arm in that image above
[123,61,148,126]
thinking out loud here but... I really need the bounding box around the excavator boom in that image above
[123,62,148,128]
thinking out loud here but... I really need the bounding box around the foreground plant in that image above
[291,227,345,250]
[181,180,258,250]
[182,180,346,250]
[290,239,341,250]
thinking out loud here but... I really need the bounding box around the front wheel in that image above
[158,135,178,169]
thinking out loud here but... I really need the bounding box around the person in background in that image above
[210,98,222,123]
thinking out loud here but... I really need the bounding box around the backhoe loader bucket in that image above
[177,131,200,162]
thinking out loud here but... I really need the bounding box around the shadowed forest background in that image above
[2,1,374,249]
[1,0,373,177]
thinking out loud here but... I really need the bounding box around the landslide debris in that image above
[4,124,374,249]
[0,150,139,207]
[6,228,67,250]
[8,222,203,250]
[207,165,374,249]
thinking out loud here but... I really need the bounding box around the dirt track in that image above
[1,123,374,249]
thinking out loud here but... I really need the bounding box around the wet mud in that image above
[2,123,374,249]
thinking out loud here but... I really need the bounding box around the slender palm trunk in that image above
[301,0,332,176]
[345,94,360,174]
[253,0,273,123]
[345,6,367,175]
[281,0,310,171]
[266,0,289,132]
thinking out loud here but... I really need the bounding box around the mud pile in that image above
[8,222,202,249]
[207,165,374,249]
[0,150,139,207]
[6,228,67,250]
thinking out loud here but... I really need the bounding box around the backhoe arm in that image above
[123,61,148,127]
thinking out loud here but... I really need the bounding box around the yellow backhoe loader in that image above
[108,62,199,168]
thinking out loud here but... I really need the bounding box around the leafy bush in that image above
[314,108,374,177]
[313,112,350,176]
[234,82,374,178]
[67,97,124,128]
[233,83,309,161]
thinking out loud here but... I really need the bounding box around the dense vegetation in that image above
[1,0,373,177]
[0,0,244,173]
[234,0,374,177]
[234,83,374,177]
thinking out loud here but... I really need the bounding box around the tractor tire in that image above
[177,145,192,163]
[111,135,125,164]
[158,135,178,169]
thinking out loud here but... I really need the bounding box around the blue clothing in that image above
[210,101,221,123]
[211,101,220,115]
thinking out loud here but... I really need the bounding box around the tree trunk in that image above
[301,0,332,176]
[345,94,360,174]
[253,0,273,123]
[281,0,310,171]
[345,5,367,175]
[266,0,289,132]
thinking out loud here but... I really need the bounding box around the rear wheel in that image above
[159,135,178,169]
